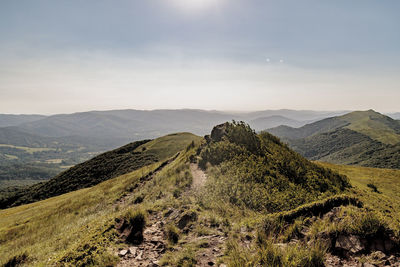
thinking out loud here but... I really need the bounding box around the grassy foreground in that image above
[317,162,400,230]
[1,125,399,266]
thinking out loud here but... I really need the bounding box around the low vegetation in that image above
[1,123,399,266]
[200,121,349,213]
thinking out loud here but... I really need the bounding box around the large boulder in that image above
[210,123,229,142]
[335,234,365,254]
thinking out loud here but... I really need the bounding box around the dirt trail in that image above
[114,155,178,266]
[117,213,166,267]
[115,157,226,267]
[190,163,207,190]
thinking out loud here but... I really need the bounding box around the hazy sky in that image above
[0,0,399,114]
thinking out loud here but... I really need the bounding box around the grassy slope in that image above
[270,110,400,168]
[135,132,200,160]
[269,110,400,145]
[0,133,201,266]
[0,163,158,266]
[317,162,400,229]
[341,110,400,145]
[0,133,201,209]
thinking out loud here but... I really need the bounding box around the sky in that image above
[0,0,399,114]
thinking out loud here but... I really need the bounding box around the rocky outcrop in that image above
[210,123,229,142]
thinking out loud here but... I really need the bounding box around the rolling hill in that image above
[1,122,398,267]
[0,132,200,209]
[249,115,303,131]
[0,114,45,127]
[268,110,400,169]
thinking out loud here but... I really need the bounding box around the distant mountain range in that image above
[0,114,46,128]
[268,110,400,169]
[388,112,400,120]
[0,108,398,183]
[4,109,349,142]
[0,109,348,184]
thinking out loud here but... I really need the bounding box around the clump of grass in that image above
[160,247,197,267]
[133,195,144,204]
[262,215,285,237]
[367,183,380,193]
[282,219,303,242]
[3,252,30,267]
[194,225,211,236]
[123,209,147,244]
[256,238,326,267]
[173,188,182,198]
[225,239,254,267]
[337,206,386,237]
[166,224,180,244]
[124,209,146,229]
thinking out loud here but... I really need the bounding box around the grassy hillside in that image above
[0,162,160,266]
[0,114,45,128]
[0,133,200,209]
[289,128,400,169]
[268,110,400,168]
[199,122,349,212]
[269,110,400,145]
[0,132,203,266]
[341,110,400,145]
[317,162,400,228]
[0,124,398,267]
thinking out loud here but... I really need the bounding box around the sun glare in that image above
[169,0,225,12]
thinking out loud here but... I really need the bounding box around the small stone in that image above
[118,249,128,257]
[371,251,386,260]
[135,250,143,260]
[363,263,375,267]
[219,265,227,267]
[128,247,137,256]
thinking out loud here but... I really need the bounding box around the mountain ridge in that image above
[268,110,400,169]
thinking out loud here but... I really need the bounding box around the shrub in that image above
[166,224,180,244]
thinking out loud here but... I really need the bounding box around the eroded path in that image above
[114,156,178,267]
[190,163,207,190]
[115,158,227,267]
[117,213,166,267]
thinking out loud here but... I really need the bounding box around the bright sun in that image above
[170,0,225,12]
